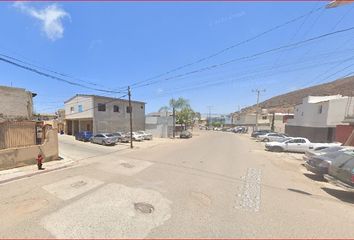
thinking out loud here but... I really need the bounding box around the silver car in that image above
[90,133,118,146]
[257,133,290,142]
[137,131,153,140]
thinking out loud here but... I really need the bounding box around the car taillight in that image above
[351,174,354,184]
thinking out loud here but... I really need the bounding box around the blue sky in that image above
[0,2,354,115]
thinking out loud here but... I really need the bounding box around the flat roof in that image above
[64,94,145,104]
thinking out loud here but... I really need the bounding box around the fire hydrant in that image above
[36,154,44,170]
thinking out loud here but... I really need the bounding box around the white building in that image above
[64,94,145,135]
[286,95,351,142]
[145,111,174,138]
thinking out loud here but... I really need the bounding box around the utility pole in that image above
[172,106,176,138]
[128,86,133,149]
[207,105,213,127]
[252,89,265,131]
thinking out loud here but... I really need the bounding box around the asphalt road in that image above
[1,131,354,238]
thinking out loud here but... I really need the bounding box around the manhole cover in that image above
[134,202,155,214]
[71,181,87,188]
[120,163,134,168]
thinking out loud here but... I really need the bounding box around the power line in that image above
[123,5,324,89]
[132,25,354,90]
[0,56,125,95]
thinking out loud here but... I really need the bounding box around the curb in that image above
[0,162,74,185]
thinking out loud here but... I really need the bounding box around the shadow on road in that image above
[321,187,354,204]
[303,173,326,182]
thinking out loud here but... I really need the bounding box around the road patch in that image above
[42,176,104,200]
[40,183,172,238]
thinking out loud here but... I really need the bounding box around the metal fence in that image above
[0,121,37,149]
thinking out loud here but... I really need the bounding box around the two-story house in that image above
[286,95,350,143]
[64,94,146,135]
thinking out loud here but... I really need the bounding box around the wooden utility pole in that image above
[128,86,133,149]
[172,107,176,138]
[252,89,265,131]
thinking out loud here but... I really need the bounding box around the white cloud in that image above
[14,2,70,41]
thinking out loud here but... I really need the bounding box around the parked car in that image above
[251,130,272,138]
[324,152,354,190]
[257,132,289,142]
[137,131,153,140]
[305,150,354,176]
[75,131,93,142]
[90,133,118,145]
[303,146,348,161]
[265,137,341,153]
[131,132,144,141]
[112,132,130,143]
[180,130,192,138]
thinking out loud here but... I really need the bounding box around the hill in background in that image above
[241,75,354,114]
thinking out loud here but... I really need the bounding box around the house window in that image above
[262,116,267,120]
[78,105,83,112]
[318,105,323,114]
[126,106,132,113]
[98,103,106,112]
[70,106,75,113]
[141,105,144,109]
[113,105,120,113]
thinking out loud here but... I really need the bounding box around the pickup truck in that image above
[265,137,341,153]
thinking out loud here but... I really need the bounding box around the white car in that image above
[131,132,144,141]
[265,137,341,153]
[257,133,290,142]
[137,131,153,140]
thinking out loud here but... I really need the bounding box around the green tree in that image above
[169,98,190,138]
[176,106,196,130]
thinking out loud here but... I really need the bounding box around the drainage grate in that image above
[70,181,87,189]
[120,163,134,168]
[134,202,155,214]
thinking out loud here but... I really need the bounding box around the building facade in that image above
[286,95,350,143]
[232,110,293,133]
[0,85,36,121]
[64,94,145,135]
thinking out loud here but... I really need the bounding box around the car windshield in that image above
[319,146,343,153]
[105,134,114,137]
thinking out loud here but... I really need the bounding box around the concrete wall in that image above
[285,125,335,143]
[65,95,94,120]
[0,129,59,170]
[146,116,173,138]
[93,96,145,134]
[0,85,34,120]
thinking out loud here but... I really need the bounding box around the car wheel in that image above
[272,146,283,152]
[263,138,270,142]
[103,141,107,146]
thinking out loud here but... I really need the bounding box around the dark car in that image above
[112,132,130,143]
[75,131,93,142]
[251,130,272,138]
[305,151,354,176]
[324,152,354,190]
[303,146,347,161]
[180,130,192,139]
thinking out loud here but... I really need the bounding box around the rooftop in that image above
[64,94,145,104]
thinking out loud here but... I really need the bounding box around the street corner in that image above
[40,183,172,238]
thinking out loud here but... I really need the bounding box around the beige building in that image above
[286,95,352,142]
[0,85,36,121]
[232,110,294,133]
[64,94,146,135]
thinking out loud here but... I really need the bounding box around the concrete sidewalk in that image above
[0,158,75,185]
